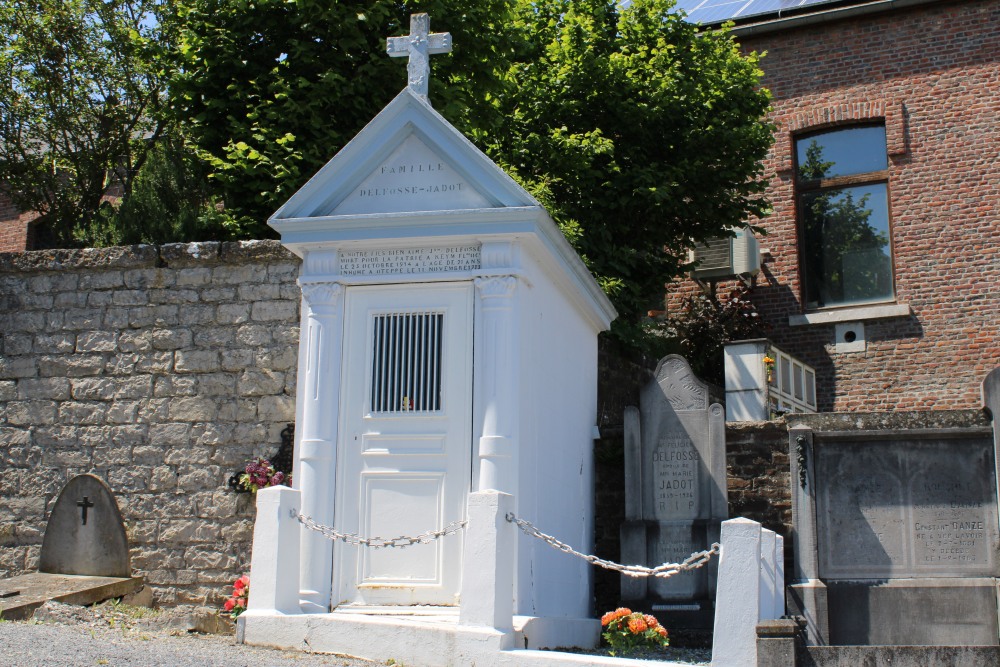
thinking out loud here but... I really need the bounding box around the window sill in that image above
[788,303,911,327]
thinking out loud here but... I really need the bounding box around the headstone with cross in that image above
[386,13,452,98]
[39,474,131,578]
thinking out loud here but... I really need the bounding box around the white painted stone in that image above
[460,491,515,631]
[758,528,778,621]
[245,485,301,616]
[712,517,763,667]
[386,13,451,99]
[252,16,616,663]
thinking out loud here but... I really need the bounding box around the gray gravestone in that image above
[620,355,727,624]
[788,390,1000,646]
[39,474,131,577]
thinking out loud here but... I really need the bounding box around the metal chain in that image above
[296,512,467,549]
[506,513,720,579]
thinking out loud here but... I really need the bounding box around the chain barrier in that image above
[296,512,467,549]
[506,512,720,579]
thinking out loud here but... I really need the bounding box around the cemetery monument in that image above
[620,355,728,628]
[239,14,617,664]
[788,370,1000,646]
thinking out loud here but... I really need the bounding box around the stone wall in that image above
[0,241,301,607]
[1,243,796,612]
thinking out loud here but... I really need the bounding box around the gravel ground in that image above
[0,601,378,667]
[0,601,711,666]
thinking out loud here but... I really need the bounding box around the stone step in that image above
[0,572,143,621]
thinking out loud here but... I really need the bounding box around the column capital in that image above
[299,281,343,309]
[475,275,516,299]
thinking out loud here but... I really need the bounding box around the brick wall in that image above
[0,241,301,607]
[0,190,36,253]
[670,0,1000,412]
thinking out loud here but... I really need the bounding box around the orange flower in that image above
[627,616,648,634]
[643,614,658,628]
[656,626,668,637]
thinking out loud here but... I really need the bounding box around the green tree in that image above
[491,0,772,330]
[83,133,222,247]
[0,0,170,247]
[169,0,773,338]
[168,0,512,239]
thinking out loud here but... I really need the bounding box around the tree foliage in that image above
[170,0,772,334]
[662,281,769,386]
[3,0,773,345]
[168,0,513,238]
[0,0,169,247]
[490,0,773,329]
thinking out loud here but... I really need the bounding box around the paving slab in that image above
[0,572,142,620]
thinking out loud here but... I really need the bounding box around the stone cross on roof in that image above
[386,13,452,98]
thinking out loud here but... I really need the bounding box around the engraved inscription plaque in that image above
[340,245,481,277]
[652,433,701,520]
[816,437,998,579]
[333,135,492,215]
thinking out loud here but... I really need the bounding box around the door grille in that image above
[370,312,444,413]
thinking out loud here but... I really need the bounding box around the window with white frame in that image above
[795,125,894,309]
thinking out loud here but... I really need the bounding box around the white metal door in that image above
[334,282,473,607]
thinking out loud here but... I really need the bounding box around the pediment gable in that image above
[269,88,537,224]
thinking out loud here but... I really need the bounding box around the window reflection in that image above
[796,125,893,309]
[796,126,888,180]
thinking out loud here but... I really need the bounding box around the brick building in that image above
[673,0,1000,412]
[0,191,37,253]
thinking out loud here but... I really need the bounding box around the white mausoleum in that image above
[240,15,617,664]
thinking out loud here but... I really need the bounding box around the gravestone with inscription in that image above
[789,386,1000,646]
[620,355,727,627]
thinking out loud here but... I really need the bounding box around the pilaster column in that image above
[475,276,517,493]
[295,281,343,612]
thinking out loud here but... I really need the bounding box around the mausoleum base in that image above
[239,608,605,667]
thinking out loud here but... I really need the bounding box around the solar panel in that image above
[673,0,848,25]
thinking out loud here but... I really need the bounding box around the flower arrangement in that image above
[600,607,669,655]
[223,574,249,619]
[237,457,288,493]
[763,354,776,383]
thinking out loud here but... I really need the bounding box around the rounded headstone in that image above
[39,474,131,577]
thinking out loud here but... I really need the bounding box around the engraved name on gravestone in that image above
[817,438,998,579]
[333,135,492,216]
[39,474,131,578]
[621,355,727,605]
[340,245,481,277]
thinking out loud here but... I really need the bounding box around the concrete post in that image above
[756,619,799,667]
[246,486,302,616]
[759,528,778,622]
[459,491,514,634]
[712,517,763,667]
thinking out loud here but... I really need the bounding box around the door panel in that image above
[335,283,473,607]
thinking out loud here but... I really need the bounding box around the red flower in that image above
[223,598,235,612]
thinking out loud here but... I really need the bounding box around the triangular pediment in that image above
[270,88,537,224]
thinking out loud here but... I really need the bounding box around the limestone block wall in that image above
[0,241,301,607]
